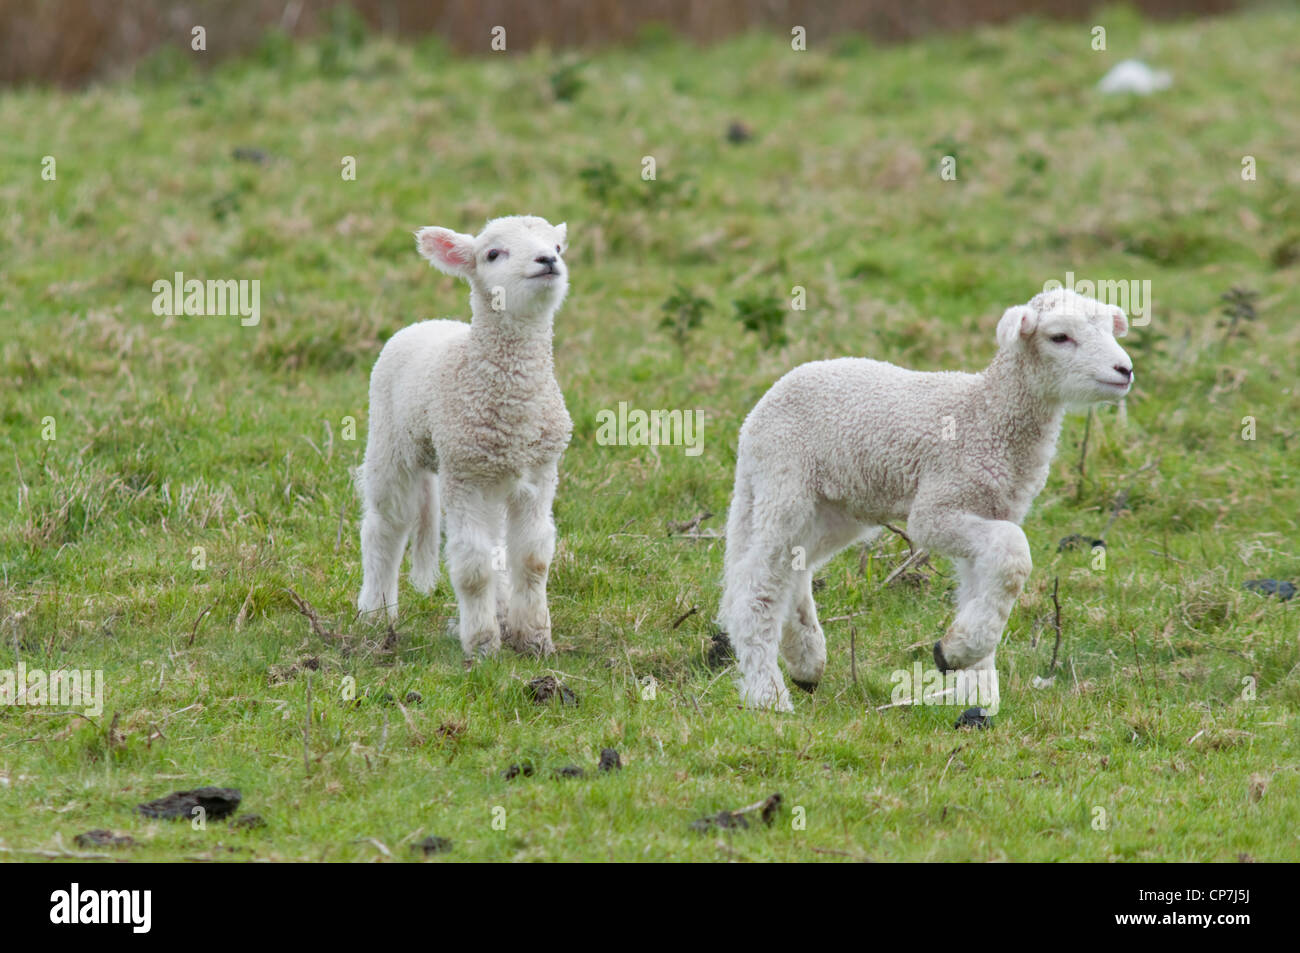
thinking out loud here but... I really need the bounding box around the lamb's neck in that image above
[977,350,1066,466]
[466,295,558,384]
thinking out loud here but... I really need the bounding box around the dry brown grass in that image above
[1,0,1246,87]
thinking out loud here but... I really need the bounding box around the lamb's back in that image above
[740,357,980,510]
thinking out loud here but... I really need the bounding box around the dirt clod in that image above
[74,830,134,848]
[1244,579,1296,601]
[705,628,734,669]
[1058,534,1105,552]
[435,720,465,741]
[553,765,586,779]
[527,675,578,707]
[690,793,783,833]
[268,655,320,685]
[503,762,534,780]
[413,835,452,856]
[598,748,622,772]
[954,707,991,730]
[726,121,753,144]
[137,787,242,821]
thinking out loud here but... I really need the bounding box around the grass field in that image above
[1,5,1298,861]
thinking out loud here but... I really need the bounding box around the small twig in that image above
[1076,408,1093,497]
[1146,549,1187,564]
[1100,488,1129,540]
[188,604,213,647]
[303,672,312,776]
[881,549,930,587]
[356,837,392,858]
[939,745,963,786]
[1129,628,1147,700]
[875,687,955,711]
[671,605,699,629]
[334,497,347,554]
[824,608,871,624]
[667,511,713,536]
[882,523,914,554]
[284,588,342,644]
[234,585,255,632]
[1049,576,1063,672]
[849,626,859,688]
[0,846,111,860]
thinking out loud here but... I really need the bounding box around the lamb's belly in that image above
[819,462,917,525]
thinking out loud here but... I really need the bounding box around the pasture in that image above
[0,5,1297,861]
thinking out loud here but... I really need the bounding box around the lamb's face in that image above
[997,289,1134,404]
[415,215,569,317]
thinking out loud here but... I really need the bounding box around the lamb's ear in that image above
[414,227,476,278]
[996,305,1037,350]
[1111,307,1129,338]
[555,222,568,253]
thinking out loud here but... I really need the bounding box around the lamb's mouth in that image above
[1096,378,1132,390]
[528,268,561,280]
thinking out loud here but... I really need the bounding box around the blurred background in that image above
[1,0,1245,86]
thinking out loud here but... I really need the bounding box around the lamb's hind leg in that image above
[358,464,417,622]
[725,498,817,712]
[780,516,878,693]
[781,575,825,694]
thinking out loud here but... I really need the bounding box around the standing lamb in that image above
[357,215,572,658]
[720,288,1133,711]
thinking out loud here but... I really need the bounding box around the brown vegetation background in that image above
[0,0,1245,87]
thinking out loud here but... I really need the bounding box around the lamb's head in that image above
[996,288,1133,404]
[415,215,569,318]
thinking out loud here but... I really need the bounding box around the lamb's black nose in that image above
[1114,364,1132,380]
[535,255,557,266]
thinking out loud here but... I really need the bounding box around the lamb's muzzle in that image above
[719,288,1133,712]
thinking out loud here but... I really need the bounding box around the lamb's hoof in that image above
[739,682,793,712]
[791,678,819,694]
[503,629,554,658]
[933,641,953,674]
[462,628,502,660]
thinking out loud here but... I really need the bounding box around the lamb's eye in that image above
[1050,333,1072,344]
[555,245,562,254]
[486,249,501,262]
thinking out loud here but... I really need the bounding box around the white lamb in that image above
[720,288,1133,711]
[356,215,572,658]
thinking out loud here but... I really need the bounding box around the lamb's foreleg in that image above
[910,508,1029,707]
[502,464,558,657]
[442,479,504,658]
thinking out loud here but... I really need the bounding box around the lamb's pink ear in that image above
[414,227,475,278]
[1111,307,1129,338]
[996,305,1037,350]
[555,222,568,253]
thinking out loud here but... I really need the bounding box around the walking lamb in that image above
[357,215,572,658]
[719,288,1134,711]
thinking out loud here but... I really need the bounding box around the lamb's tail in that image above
[408,472,441,593]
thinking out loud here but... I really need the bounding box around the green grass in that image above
[1,6,1298,861]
